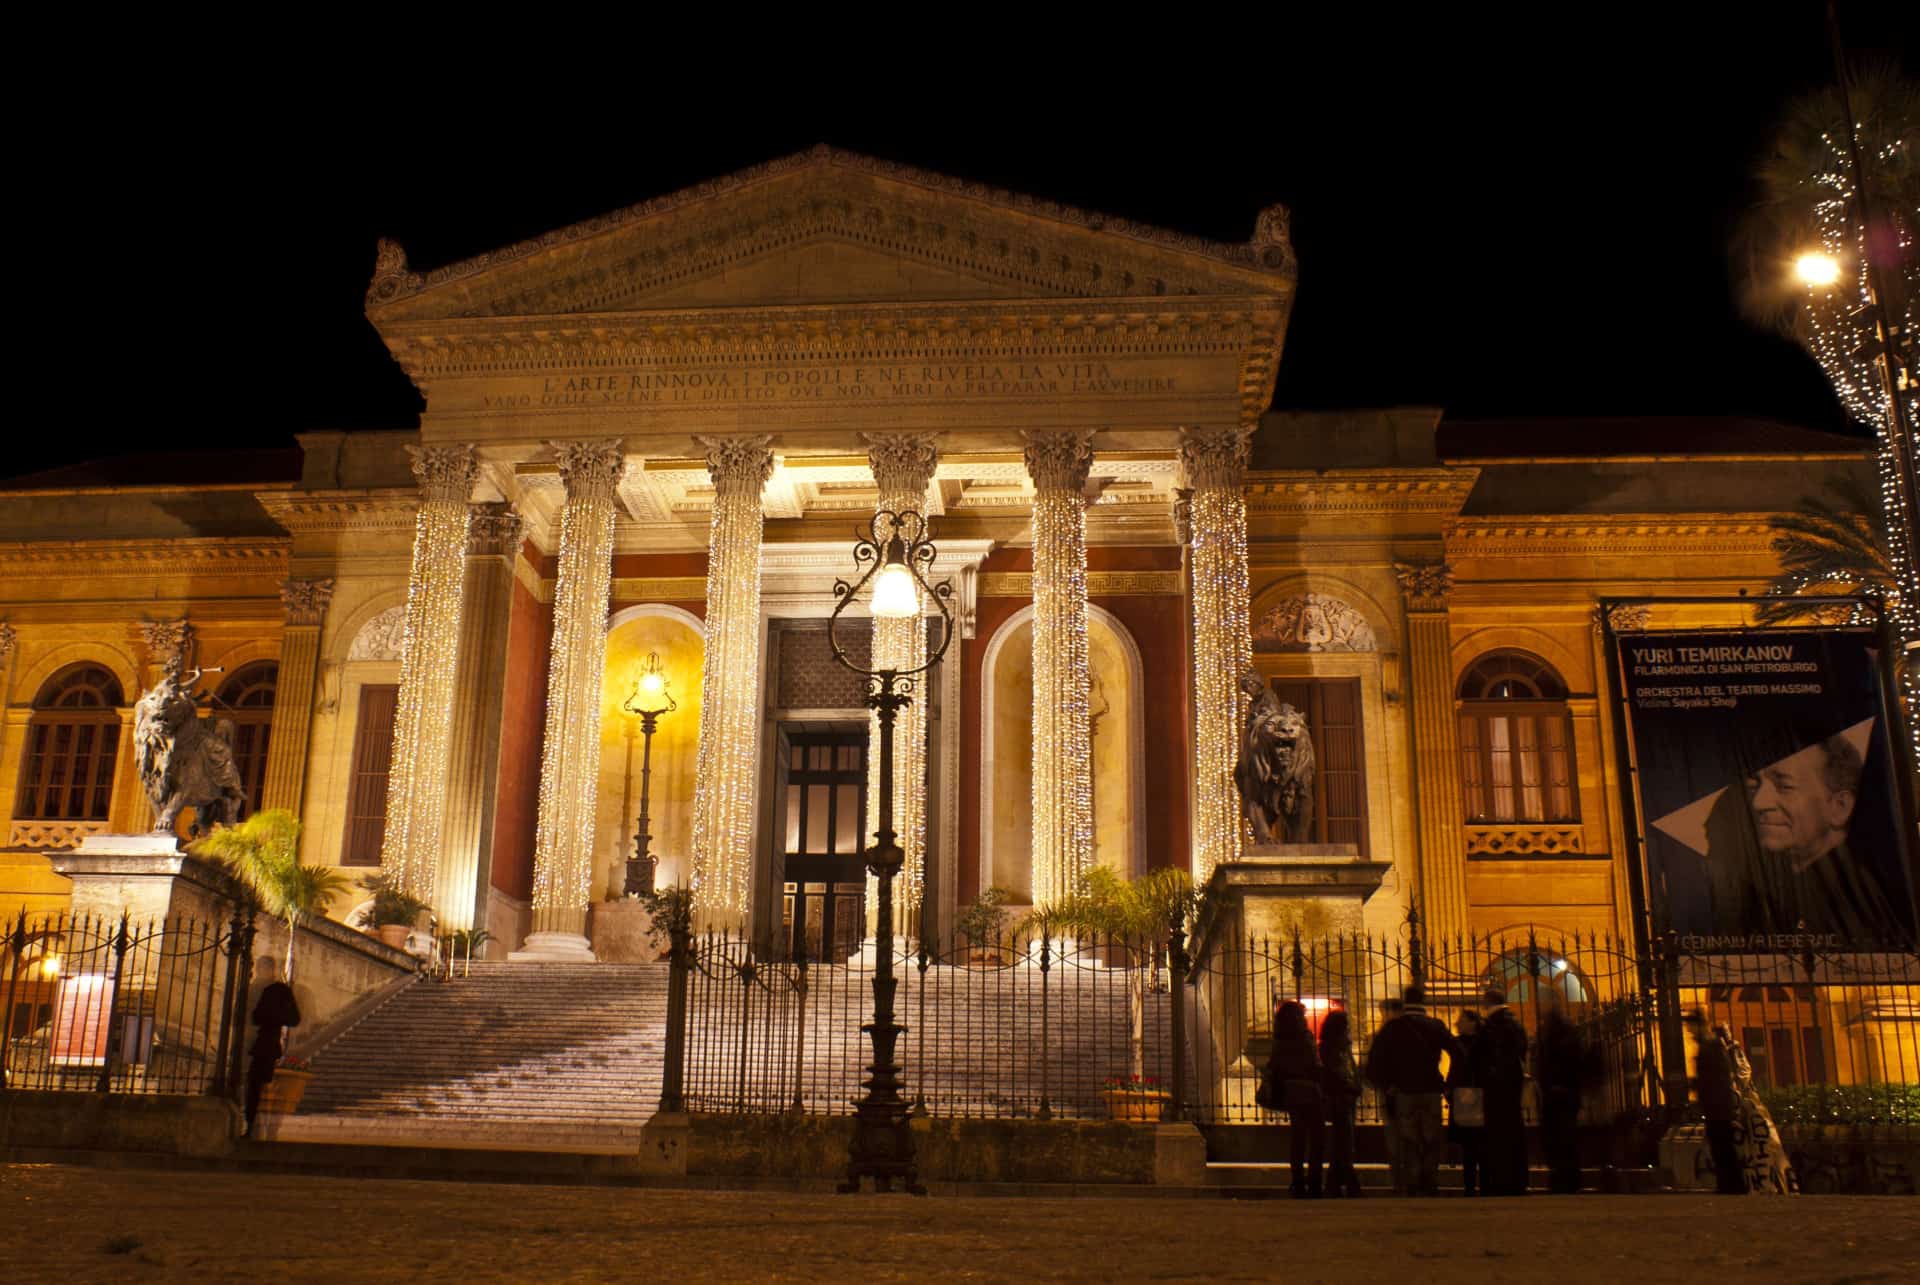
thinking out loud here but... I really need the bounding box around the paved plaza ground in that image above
[4,1164,1917,1283]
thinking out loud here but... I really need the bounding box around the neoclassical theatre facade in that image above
[0,149,1871,958]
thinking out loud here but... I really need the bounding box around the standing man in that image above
[1685,1010,1746,1195]
[1364,985,1458,1196]
[1475,985,1529,1195]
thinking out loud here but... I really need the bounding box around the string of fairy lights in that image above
[1023,430,1096,908]
[1182,427,1253,885]
[690,436,774,924]
[380,446,477,906]
[1792,129,1919,758]
[864,435,939,929]
[529,441,624,938]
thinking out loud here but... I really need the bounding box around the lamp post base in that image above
[839,1059,924,1195]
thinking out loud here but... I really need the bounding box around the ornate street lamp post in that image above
[622,651,676,898]
[828,509,952,1195]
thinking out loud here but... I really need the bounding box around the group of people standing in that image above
[1263,984,1595,1197]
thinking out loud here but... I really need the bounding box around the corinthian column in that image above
[438,504,521,935]
[1022,429,1096,908]
[863,433,940,930]
[261,578,334,813]
[523,441,625,959]
[380,445,478,907]
[1180,425,1253,885]
[690,435,774,925]
[1395,560,1468,942]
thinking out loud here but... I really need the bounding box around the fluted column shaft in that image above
[439,505,521,934]
[1396,562,1469,941]
[261,578,335,813]
[863,434,939,930]
[380,445,478,905]
[1181,427,1253,885]
[1023,430,1095,908]
[691,435,774,924]
[530,443,625,945]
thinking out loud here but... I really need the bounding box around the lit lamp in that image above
[1793,250,1843,288]
[621,651,676,898]
[827,508,953,1195]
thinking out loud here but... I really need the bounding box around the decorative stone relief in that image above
[466,503,523,557]
[1393,562,1454,612]
[697,434,776,494]
[552,439,627,502]
[1465,826,1585,857]
[1254,593,1378,652]
[1177,425,1252,490]
[863,432,940,497]
[407,444,480,504]
[0,621,15,666]
[139,618,195,673]
[1021,429,1096,493]
[1601,603,1652,634]
[279,578,336,627]
[1170,488,1193,546]
[348,606,408,661]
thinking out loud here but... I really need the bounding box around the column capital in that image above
[278,577,336,627]
[862,432,941,498]
[0,620,15,666]
[697,434,775,494]
[1021,429,1095,493]
[1170,487,1194,546]
[408,444,480,504]
[1394,561,1454,612]
[139,618,194,673]
[550,438,626,502]
[1178,425,1251,490]
[466,502,523,557]
[1595,602,1651,636]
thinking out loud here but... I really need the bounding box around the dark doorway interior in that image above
[778,727,869,962]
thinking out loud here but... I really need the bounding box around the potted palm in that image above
[193,808,349,987]
[358,872,431,950]
[956,887,1014,966]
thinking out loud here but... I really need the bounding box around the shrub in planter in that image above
[359,872,431,947]
[957,887,1014,963]
[1761,1082,1920,1127]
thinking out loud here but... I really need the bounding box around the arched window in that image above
[212,662,277,815]
[15,664,125,822]
[1485,948,1590,1008]
[1457,651,1576,823]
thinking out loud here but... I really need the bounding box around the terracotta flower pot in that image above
[377,924,410,949]
[259,1067,313,1115]
[1102,1087,1168,1122]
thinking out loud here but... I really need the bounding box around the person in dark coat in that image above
[1266,999,1325,1197]
[1475,986,1530,1196]
[1319,1007,1363,1198]
[1533,999,1586,1194]
[1446,1010,1486,1196]
[1686,1010,1746,1194]
[244,965,302,1137]
[1364,986,1458,1196]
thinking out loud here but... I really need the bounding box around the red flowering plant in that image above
[276,1054,313,1073]
[1101,1073,1163,1093]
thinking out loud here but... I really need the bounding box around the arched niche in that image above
[979,603,1145,901]
[596,605,706,896]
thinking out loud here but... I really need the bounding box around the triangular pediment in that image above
[366,147,1295,324]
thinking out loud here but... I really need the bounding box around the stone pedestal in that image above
[509,931,597,963]
[589,900,662,963]
[48,833,243,927]
[1200,843,1390,949]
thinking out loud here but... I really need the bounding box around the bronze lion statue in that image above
[135,661,247,836]
[1234,668,1316,845]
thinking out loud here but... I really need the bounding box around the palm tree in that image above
[194,809,350,985]
[1757,477,1896,625]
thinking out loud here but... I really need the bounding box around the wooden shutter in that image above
[341,684,398,867]
[1268,677,1368,856]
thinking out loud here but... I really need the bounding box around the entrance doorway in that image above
[778,729,869,962]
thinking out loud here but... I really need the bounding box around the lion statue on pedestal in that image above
[1234,668,1316,845]
[134,660,247,837]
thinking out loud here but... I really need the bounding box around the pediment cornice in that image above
[1244,469,1480,518]
[366,146,1295,322]
[1444,513,1779,558]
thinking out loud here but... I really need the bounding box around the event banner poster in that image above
[1619,628,1916,951]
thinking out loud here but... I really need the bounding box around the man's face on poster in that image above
[1745,742,1856,869]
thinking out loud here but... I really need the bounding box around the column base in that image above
[509,931,597,962]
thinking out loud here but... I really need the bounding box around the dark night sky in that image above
[24,8,1913,480]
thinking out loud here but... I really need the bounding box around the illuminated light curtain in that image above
[529,440,625,946]
[690,434,774,924]
[862,433,940,934]
[1395,561,1469,941]
[1023,429,1096,908]
[380,444,478,906]
[1180,425,1253,886]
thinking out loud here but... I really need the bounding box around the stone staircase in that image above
[280,962,670,1146]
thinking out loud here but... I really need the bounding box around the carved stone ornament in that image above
[1254,593,1378,652]
[697,434,776,495]
[279,577,336,627]
[348,605,408,661]
[1250,204,1297,272]
[551,438,627,502]
[1393,562,1454,612]
[139,618,195,673]
[408,443,480,504]
[367,236,424,306]
[466,502,523,557]
[1021,429,1096,493]
[1234,668,1315,845]
[863,432,941,497]
[1170,488,1193,546]
[0,621,15,665]
[1603,603,1652,634]
[1178,425,1252,490]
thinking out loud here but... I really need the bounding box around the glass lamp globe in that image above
[639,668,666,697]
[1794,251,1842,288]
[869,561,921,619]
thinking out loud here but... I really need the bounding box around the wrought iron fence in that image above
[678,927,1175,1119]
[1,908,253,1097]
